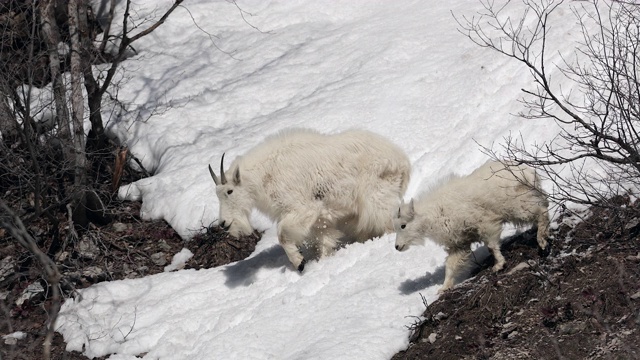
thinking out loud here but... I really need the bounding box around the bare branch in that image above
[457,0,640,207]
[0,201,61,360]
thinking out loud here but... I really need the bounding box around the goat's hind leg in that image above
[313,216,343,257]
[535,204,551,256]
[483,225,506,272]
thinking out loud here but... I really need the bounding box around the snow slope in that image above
[56,1,582,359]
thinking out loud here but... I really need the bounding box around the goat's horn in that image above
[220,153,227,185]
[208,164,219,185]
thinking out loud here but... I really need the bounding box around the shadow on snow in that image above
[222,245,290,288]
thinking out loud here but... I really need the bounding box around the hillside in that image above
[2,197,638,359]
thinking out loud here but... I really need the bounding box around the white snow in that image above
[56,1,586,359]
[2,331,27,341]
[163,248,194,272]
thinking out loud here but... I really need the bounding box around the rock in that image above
[112,222,129,233]
[492,349,531,359]
[77,236,98,260]
[559,321,587,335]
[434,312,448,321]
[627,252,640,261]
[63,271,83,284]
[16,282,45,306]
[624,217,640,230]
[2,331,26,345]
[82,266,107,281]
[507,261,531,275]
[0,256,16,282]
[28,226,44,236]
[158,239,172,251]
[630,291,640,300]
[151,252,167,266]
[428,332,437,344]
[501,322,518,338]
[55,251,70,263]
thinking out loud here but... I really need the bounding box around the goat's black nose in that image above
[395,245,400,251]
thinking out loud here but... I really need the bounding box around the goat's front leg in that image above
[277,213,315,272]
[439,249,469,294]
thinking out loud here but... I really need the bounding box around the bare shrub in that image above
[0,1,184,358]
[456,0,640,210]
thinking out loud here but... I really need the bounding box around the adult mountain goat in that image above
[394,161,550,293]
[209,128,411,271]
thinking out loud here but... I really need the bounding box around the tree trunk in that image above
[67,0,87,187]
[77,0,107,153]
[39,0,72,142]
[0,81,18,142]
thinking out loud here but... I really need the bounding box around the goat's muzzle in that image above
[219,220,232,232]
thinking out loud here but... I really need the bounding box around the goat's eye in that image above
[227,190,233,195]
[400,224,406,229]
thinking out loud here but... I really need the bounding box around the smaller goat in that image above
[394,161,550,293]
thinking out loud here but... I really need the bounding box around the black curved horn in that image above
[220,153,227,185]
[208,164,219,185]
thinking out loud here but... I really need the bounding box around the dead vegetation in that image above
[0,195,260,359]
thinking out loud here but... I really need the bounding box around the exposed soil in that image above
[2,195,639,359]
[0,199,260,360]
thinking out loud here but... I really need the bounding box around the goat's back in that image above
[416,161,545,224]
[234,128,410,214]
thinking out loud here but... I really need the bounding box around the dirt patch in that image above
[393,198,640,360]
[0,199,261,360]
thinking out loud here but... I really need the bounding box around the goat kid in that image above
[394,161,550,293]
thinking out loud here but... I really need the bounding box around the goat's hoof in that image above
[539,245,551,258]
[538,238,551,257]
[297,259,307,273]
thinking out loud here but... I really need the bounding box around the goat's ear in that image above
[232,166,241,185]
[408,198,415,217]
[398,199,407,218]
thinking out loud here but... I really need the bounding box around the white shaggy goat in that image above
[209,128,411,271]
[394,161,550,293]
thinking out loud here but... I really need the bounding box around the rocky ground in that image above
[1,196,639,359]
